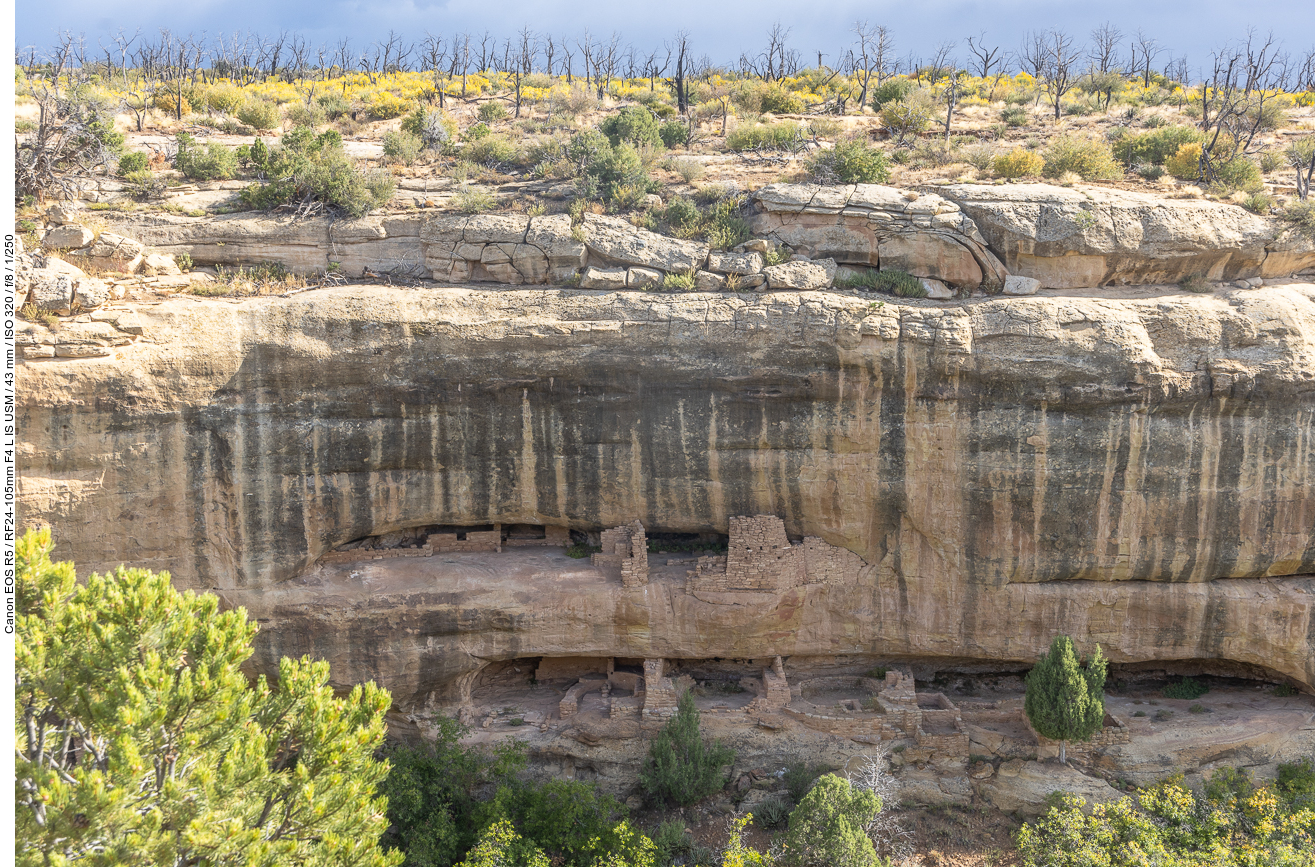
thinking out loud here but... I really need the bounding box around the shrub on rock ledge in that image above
[239,126,394,217]
[1042,135,1122,181]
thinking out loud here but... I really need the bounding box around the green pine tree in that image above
[639,691,735,806]
[14,528,402,867]
[1024,635,1108,764]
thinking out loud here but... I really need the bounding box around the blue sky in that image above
[16,0,1314,75]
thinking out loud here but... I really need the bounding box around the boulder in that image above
[26,269,75,315]
[707,251,765,275]
[141,253,183,277]
[921,277,954,300]
[1003,275,1042,296]
[763,258,837,290]
[878,233,983,288]
[626,267,663,289]
[526,215,588,275]
[44,202,81,225]
[974,760,1121,816]
[42,224,95,250]
[936,183,1313,287]
[581,214,709,273]
[72,277,109,310]
[580,266,627,290]
[694,270,723,291]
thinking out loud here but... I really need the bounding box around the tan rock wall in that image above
[15,285,1315,702]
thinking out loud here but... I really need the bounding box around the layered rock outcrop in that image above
[935,184,1315,288]
[17,284,1315,707]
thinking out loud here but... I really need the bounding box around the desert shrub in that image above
[464,135,521,168]
[153,90,191,117]
[664,196,701,232]
[477,101,509,123]
[639,690,734,805]
[1276,758,1315,808]
[781,774,881,867]
[1241,191,1273,213]
[650,819,703,866]
[239,127,393,217]
[365,90,412,120]
[1000,106,1030,127]
[202,83,245,115]
[665,157,704,183]
[402,108,456,150]
[1042,135,1122,181]
[726,121,803,152]
[661,270,696,291]
[848,268,927,297]
[463,121,491,141]
[316,91,351,119]
[1016,780,1315,867]
[1248,98,1290,133]
[122,168,164,199]
[550,85,596,116]
[479,778,642,867]
[760,84,805,114]
[116,150,149,177]
[962,144,995,172]
[871,77,915,109]
[755,793,793,828]
[806,138,891,184]
[881,91,934,145]
[1211,155,1263,192]
[783,760,830,803]
[382,130,422,166]
[809,117,843,139]
[285,102,326,128]
[1283,201,1315,238]
[1178,274,1212,294]
[580,141,652,204]
[1113,125,1204,167]
[659,119,689,149]
[705,199,751,249]
[1259,150,1285,173]
[1166,142,1203,179]
[601,106,662,149]
[174,133,239,181]
[237,99,281,131]
[1163,677,1209,700]
[993,147,1045,178]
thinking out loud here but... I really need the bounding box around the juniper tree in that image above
[14,528,401,867]
[1024,635,1108,764]
[638,690,734,806]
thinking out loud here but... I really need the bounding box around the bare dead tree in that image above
[848,750,913,860]
[476,31,494,72]
[853,22,893,111]
[420,32,448,107]
[966,31,1004,78]
[1296,46,1315,92]
[1088,22,1123,74]
[1196,30,1291,182]
[542,34,556,77]
[1085,22,1125,109]
[643,45,671,92]
[1131,31,1166,88]
[1025,29,1082,121]
[669,31,691,115]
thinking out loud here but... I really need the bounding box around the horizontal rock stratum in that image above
[17,284,1315,705]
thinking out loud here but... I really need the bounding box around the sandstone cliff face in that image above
[17,285,1315,703]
